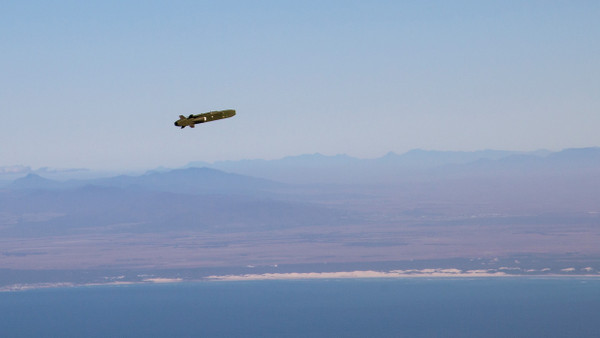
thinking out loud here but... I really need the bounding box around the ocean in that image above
[1,278,599,337]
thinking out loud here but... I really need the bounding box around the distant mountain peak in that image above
[18,173,49,181]
[9,173,63,190]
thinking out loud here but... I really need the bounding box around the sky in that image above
[1,1,599,171]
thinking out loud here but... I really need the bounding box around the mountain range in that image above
[186,147,600,184]
[3,147,600,189]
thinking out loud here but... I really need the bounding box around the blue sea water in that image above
[1,278,599,338]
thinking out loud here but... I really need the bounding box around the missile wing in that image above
[174,109,236,129]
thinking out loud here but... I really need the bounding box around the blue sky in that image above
[1,1,598,170]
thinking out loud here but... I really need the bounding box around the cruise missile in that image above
[174,109,236,129]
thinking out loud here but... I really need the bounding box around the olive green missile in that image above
[174,109,236,129]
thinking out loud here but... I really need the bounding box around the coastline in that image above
[2,269,599,292]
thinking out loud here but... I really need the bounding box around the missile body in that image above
[174,109,236,128]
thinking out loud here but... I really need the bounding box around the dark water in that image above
[1,278,599,337]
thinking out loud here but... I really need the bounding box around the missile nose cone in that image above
[174,121,179,127]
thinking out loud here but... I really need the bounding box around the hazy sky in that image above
[1,1,598,170]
